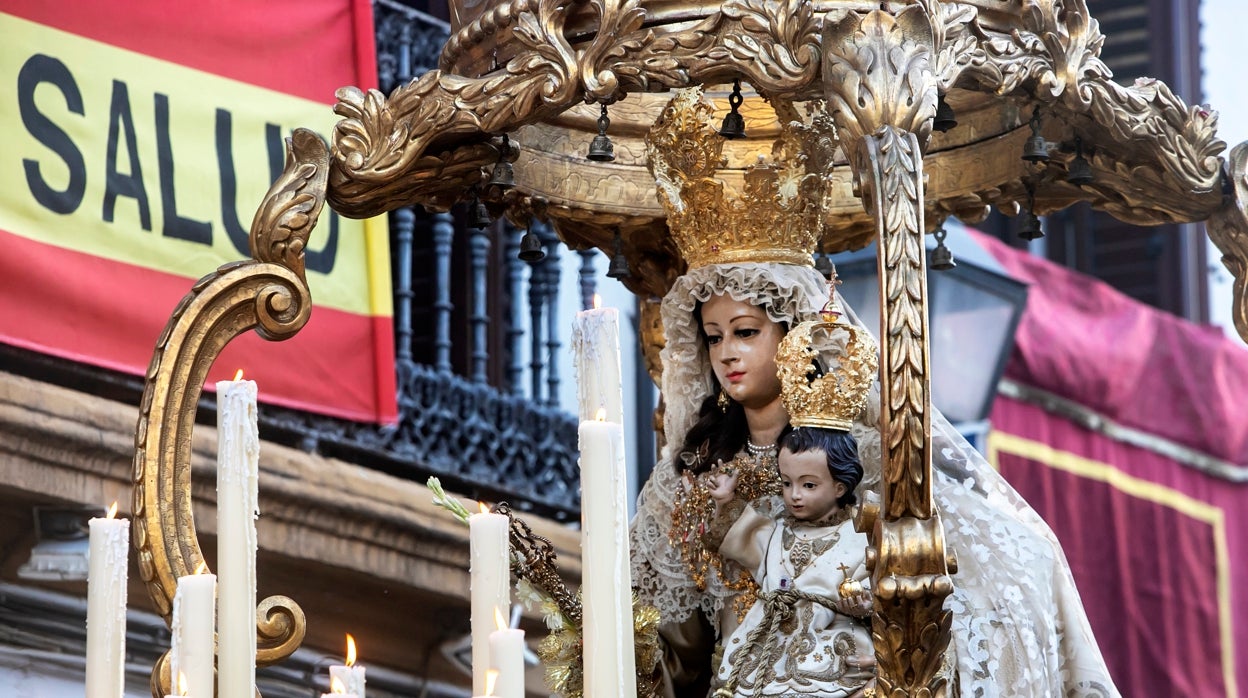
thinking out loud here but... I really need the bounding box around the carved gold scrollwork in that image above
[822,6,939,156]
[824,7,952,694]
[1207,141,1248,344]
[863,126,933,522]
[954,0,1224,222]
[869,515,955,698]
[330,0,825,219]
[133,129,325,696]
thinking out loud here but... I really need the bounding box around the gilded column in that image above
[823,6,954,696]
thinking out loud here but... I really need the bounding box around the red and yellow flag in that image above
[1,0,396,422]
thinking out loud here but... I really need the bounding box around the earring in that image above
[718,388,730,413]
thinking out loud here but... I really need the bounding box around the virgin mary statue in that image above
[628,88,1120,698]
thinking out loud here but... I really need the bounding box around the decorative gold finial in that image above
[645,88,832,270]
[775,307,877,431]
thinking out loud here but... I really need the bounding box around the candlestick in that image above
[469,506,510,696]
[488,608,525,698]
[171,567,216,698]
[577,418,637,698]
[571,301,624,423]
[217,377,259,698]
[86,503,129,698]
[329,633,366,698]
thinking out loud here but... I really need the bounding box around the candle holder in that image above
[132,130,322,696]
[492,502,663,698]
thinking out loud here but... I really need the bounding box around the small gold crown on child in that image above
[775,308,877,432]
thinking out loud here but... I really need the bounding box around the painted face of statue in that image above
[700,294,785,410]
[778,447,847,522]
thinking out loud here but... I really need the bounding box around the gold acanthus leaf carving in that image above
[915,0,983,91]
[955,0,1223,205]
[1207,141,1248,344]
[249,129,330,281]
[866,126,933,522]
[822,6,939,155]
[134,130,322,696]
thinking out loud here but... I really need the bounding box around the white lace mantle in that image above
[628,262,1121,697]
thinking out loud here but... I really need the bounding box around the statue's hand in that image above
[708,462,740,506]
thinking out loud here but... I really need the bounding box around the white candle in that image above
[164,671,189,698]
[488,608,525,698]
[572,301,624,423]
[578,418,637,698]
[171,568,216,698]
[469,507,510,696]
[329,634,366,698]
[471,669,500,698]
[86,503,129,698]
[321,675,357,698]
[216,377,259,698]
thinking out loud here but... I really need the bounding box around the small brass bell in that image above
[607,230,631,279]
[607,251,631,279]
[1018,210,1044,240]
[933,95,957,133]
[930,227,956,270]
[489,134,516,190]
[1066,137,1093,186]
[1021,108,1049,162]
[719,79,747,140]
[469,194,491,229]
[586,104,615,162]
[518,229,546,262]
[489,159,514,189]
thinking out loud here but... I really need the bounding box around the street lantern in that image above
[831,222,1028,425]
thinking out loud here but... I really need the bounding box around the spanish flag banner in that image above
[0,1,397,423]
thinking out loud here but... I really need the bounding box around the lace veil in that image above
[629,261,1121,697]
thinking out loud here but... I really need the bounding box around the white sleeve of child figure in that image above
[718,506,774,575]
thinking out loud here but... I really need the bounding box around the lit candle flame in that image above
[176,671,188,696]
[478,501,491,515]
[595,407,606,422]
[494,606,508,631]
[592,293,602,310]
[233,368,244,381]
[106,501,119,519]
[330,675,347,694]
[345,633,357,667]
[485,669,500,697]
[194,561,208,575]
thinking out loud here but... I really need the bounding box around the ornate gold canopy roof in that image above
[325,0,1237,304]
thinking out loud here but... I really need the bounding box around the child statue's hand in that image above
[707,461,740,506]
[833,588,873,618]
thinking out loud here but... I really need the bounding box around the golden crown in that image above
[645,89,832,270]
[775,309,878,431]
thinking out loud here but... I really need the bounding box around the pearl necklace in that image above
[745,437,776,458]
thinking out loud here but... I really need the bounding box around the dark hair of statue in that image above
[779,425,863,508]
[676,300,784,475]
